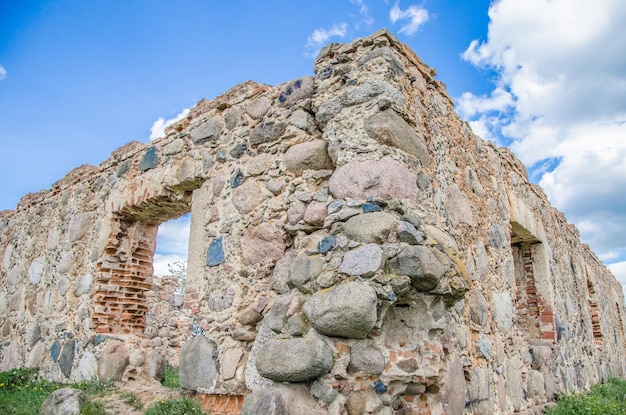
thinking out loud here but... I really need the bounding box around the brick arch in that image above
[92,195,192,335]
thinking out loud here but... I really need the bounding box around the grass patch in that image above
[162,364,180,389]
[546,378,626,415]
[144,397,205,415]
[120,390,143,410]
[0,368,113,415]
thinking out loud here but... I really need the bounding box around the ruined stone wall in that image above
[0,29,624,414]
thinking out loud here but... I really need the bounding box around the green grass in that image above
[144,397,205,415]
[546,378,626,415]
[0,368,111,415]
[120,391,143,410]
[162,364,180,389]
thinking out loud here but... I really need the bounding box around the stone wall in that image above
[0,29,624,414]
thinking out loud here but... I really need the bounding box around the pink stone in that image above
[303,201,327,226]
[329,157,418,200]
[241,223,286,265]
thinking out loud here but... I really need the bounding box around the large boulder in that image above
[364,109,429,165]
[255,333,333,382]
[343,212,398,244]
[97,342,129,382]
[328,157,418,200]
[241,384,328,415]
[284,140,334,175]
[39,388,86,415]
[303,282,378,339]
[388,245,451,291]
[179,335,218,392]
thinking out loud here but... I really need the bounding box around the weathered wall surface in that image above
[0,29,624,414]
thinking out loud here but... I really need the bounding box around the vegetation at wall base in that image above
[144,397,205,415]
[162,363,181,388]
[546,378,626,415]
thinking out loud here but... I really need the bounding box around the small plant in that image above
[80,399,108,415]
[120,390,143,410]
[162,364,180,388]
[144,397,205,415]
[546,378,626,415]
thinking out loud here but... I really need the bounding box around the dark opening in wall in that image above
[511,221,556,342]
[91,195,192,335]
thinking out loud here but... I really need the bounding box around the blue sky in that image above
[1,1,625,291]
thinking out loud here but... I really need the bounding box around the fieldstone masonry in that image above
[0,29,624,414]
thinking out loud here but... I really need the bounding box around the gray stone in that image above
[68,212,92,243]
[270,252,295,295]
[128,350,144,367]
[239,307,264,326]
[364,109,429,165]
[446,184,474,227]
[51,341,61,362]
[468,367,490,402]
[208,285,236,312]
[250,122,287,148]
[28,257,45,285]
[163,139,184,155]
[303,282,378,339]
[232,327,257,342]
[388,245,451,291]
[179,335,218,392]
[230,141,248,159]
[357,46,405,77]
[190,116,223,145]
[339,244,384,277]
[396,221,424,245]
[59,340,75,378]
[348,343,385,375]
[266,295,292,333]
[476,334,492,360]
[288,254,324,293]
[468,290,489,327]
[316,79,404,127]
[39,388,86,415]
[318,235,337,253]
[232,179,261,214]
[246,96,271,119]
[230,168,244,188]
[284,140,333,175]
[221,347,244,380]
[7,266,21,285]
[488,223,508,249]
[72,274,92,297]
[138,146,159,171]
[277,77,315,107]
[224,108,241,130]
[343,212,398,244]
[246,153,273,176]
[245,321,278,392]
[255,332,333,382]
[206,236,225,267]
[28,322,41,347]
[145,350,164,382]
[266,179,283,195]
[466,167,485,196]
[329,157,418,200]
[526,370,546,401]
[474,241,488,279]
[289,109,317,134]
[241,384,328,415]
[492,292,513,335]
[97,342,129,382]
[311,380,338,404]
[506,356,523,411]
[443,357,466,415]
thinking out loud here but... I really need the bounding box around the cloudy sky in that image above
[1,1,624,292]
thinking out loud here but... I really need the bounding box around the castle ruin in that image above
[0,29,624,414]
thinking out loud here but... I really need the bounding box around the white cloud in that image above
[305,23,348,58]
[153,253,186,277]
[156,213,191,257]
[389,3,429,35]
[149,107,190,141]
[350,0,368,16]
[607,261,626,299]
[459,0,626,260]
[0,65,7,81]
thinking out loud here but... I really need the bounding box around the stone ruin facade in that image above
[0,29,625,414]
